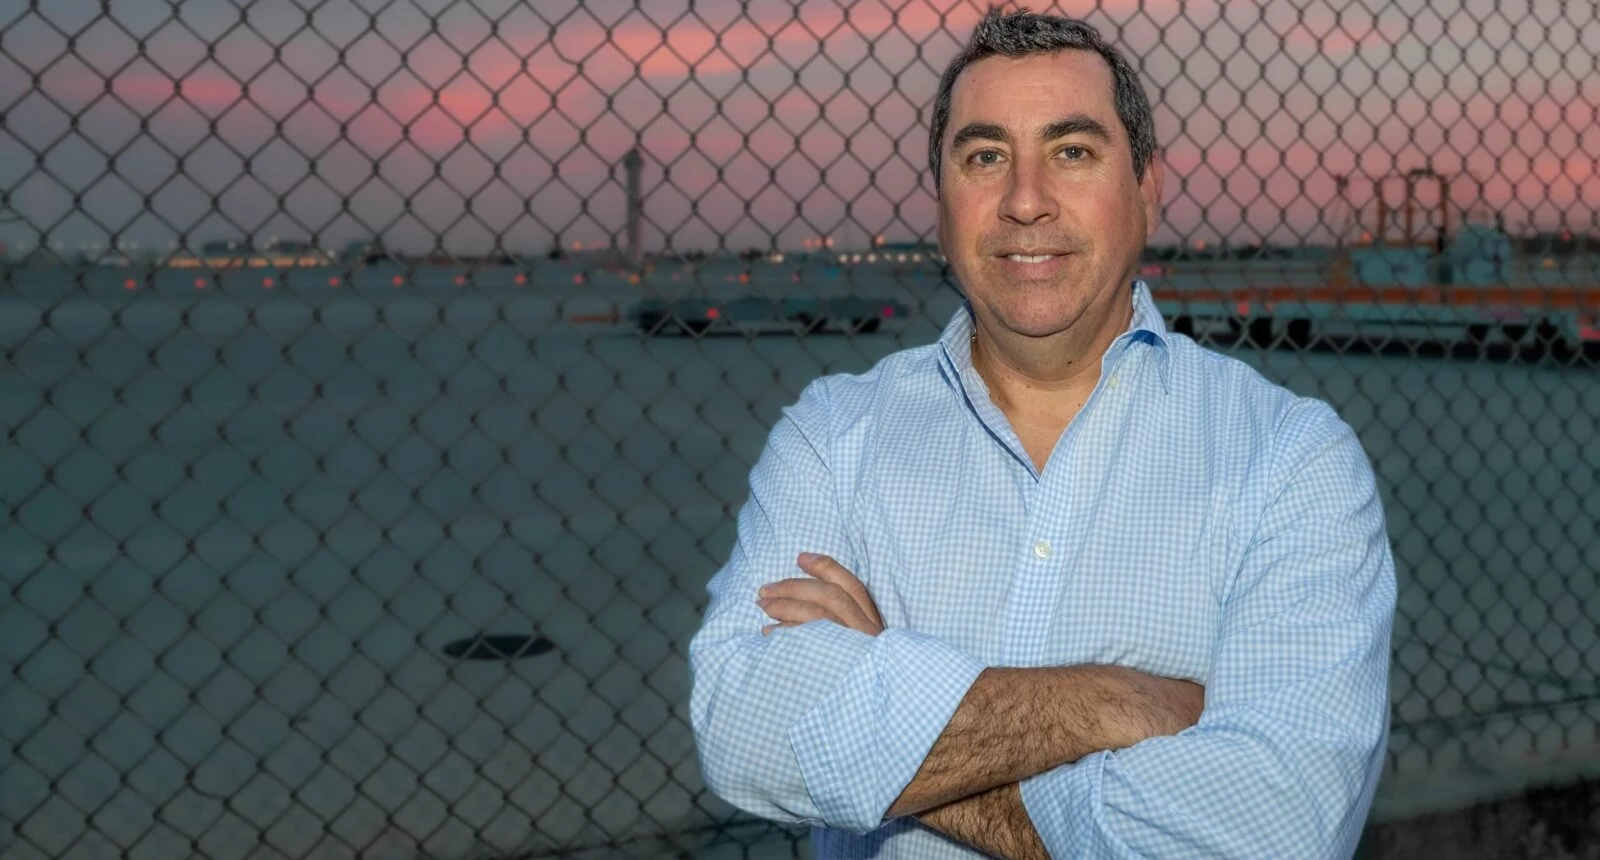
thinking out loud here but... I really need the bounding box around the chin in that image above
[988,305,1088,339]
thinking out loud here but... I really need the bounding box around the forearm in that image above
[918,782,1049,860]
[887,664,1201,818]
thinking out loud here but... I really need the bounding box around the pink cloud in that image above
[1279,22,1395,56]
[101,71,244,112]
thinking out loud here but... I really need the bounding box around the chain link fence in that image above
[3,0,1599,857]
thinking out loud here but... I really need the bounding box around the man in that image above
[690,8,1395,859]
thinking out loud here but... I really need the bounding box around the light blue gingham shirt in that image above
[690,281,1396,858]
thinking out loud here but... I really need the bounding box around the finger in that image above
[796,554,883,627]
[760,578,844,604]
[761,580,876,632]
[756,597,839,627]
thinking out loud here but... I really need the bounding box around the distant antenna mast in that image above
[623,147,643,268]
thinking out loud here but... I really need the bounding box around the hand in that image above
[1160,678,1206,734]
[757,552,884,637]
[1126,672,1206,739]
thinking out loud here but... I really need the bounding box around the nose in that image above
[998,157,1058,226]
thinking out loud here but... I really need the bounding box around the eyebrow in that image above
[1041,115,1113,144]
[949,114,1114,151]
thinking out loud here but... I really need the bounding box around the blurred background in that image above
[2,0,1597,857]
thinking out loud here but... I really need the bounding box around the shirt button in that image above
[1033,540,1051,559]
[1108,375,1120,388]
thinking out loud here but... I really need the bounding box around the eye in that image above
[968,149,1004,167]
[1061,145,1090,161]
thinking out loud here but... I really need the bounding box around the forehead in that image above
[947,50,1119,137]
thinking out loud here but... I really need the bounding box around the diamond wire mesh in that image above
[2,0,1599,857]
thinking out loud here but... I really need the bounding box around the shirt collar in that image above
[939,279,1172,393]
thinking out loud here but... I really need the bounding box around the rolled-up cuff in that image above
[787,627,986,832]
[1019,751,1106,856]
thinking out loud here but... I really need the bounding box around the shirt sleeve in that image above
[688,377,986,833]
[1019,399,1397,858]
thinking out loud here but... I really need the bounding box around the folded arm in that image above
[688,380,987,831]
[903,666,1202,860]
[1009,403,1396,859]
[890,664,1203,817]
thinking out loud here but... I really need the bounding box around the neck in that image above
[970,296,1133,422]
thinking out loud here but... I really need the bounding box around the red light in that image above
[706,307,720,319]
[573,274,584,285]
[194,278,206,289]
[392,275,404,286]
[1236,301,1250,316]
[514,274,526,285]
[263,277,274,288]
[454,275,466,286]
[881,305,895,318]
[123,279,136,290]
[328,277,339,286]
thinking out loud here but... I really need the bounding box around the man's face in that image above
[937,50,1162,340]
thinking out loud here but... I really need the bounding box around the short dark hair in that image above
[928,7,1157,193]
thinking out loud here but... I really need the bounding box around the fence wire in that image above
[3,0,1599,858]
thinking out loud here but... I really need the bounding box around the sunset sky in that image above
[0,0,1595,255]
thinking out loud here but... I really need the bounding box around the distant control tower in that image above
[623,147,643,267]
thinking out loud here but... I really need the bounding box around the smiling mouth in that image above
[1003,253,1063,263]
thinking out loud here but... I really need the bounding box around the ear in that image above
[1140,150,1165,242]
